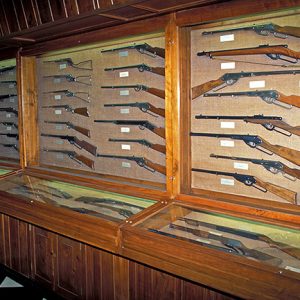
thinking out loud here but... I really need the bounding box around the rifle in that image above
[37,183,72,199]
[169,223,282,265]
[0,80,17,85]
[0,107,18,116]
[104,64,165,76]
[42,105,89,117]
[210,153,300,181]
[0,66,15,74]
[104,102,165,118]
[97,154,166,175]
[202,23,300,39]
[43,148,95,169]
[197,44,300,64]
[179,216,300,260]
[101,43,165,59]
[0,121,18,129]
[0,133,18,139]
[101,85,165,99]
[108,138,166,154]
[43,89,90,103]
[195,114,300,137]
[44,121,90,137]
[191,69,300,99]
[0,94,17,101]
[43,58,93,70]
[192,168,298,204]
[75,196,144,210]
[0,143,18,151]
[203,90,300,109]
[41,134,97,156]
[43,74,92,86]
[190,132,300,166]
[94,120,165,139]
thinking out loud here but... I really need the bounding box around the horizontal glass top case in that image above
[0,168,15,176]
[137,204,300,274]
[0,173,155,223]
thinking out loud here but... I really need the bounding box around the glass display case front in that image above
[0,173,156,223]
[137,203,300,273]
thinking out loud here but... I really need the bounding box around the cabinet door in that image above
[0,214,6,266]
[55,235,86,299]
[31,226,56,289]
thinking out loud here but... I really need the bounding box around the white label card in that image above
[9,97,15,103]
[220,121,235,129]
[55,110,62,115]
[234,162,249,170]
[121,144,131,150]
[59,63,67,70]
[54,95,61,100]
[220,140,235,147]
[122,162,131,168]
[55,125,63,130]
[221,178,235,186]
[120,90,129,96]
[249,80,265,88]
[120,108,130,114]
[54,78,61,83]
[55,140,63,145]
[221,62,235,70]
[9,84,15,89]
[6,126,11,131]
[56,154,64,159]
[119,51,128,57]
[6,114,11,118]
[119,71,129,78]
[9,71,13,76]
[220,34,235,42]
[121,127,130,133]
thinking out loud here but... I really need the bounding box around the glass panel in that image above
[137,203,300,273]
[0,173,155,223]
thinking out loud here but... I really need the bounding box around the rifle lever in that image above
[261,123,292,137]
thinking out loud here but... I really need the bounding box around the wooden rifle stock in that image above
[277,92,300,108]
[73,153,94,169]
[260,138,300,166]
[151,127,165,139]
[72,125,90,137]
[274,25,300,37]
[254,177,297,204]
[73,137,97,156]
[151,46,165,59]
[281,165,300,180]
[146,103,165,117]
[73,107,89,117]
[150,143,166,154]
[150,67,165,76]
[147,87,165,99]
[143,158,166,175]
[192,78,224,99]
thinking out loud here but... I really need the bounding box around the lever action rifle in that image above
[192,168,298,204]
[0,66,15,74]
[0,107,18,116]
[190,132,300,166]
[101,43,165,58]
[169,223,282,265]
[43,58,93,70]
[104,64,165,76]
[210,154,300,181]
[202,23,300,39]
[0,94,17,101]
[191,69,300,99]
[43,148,95,169]
[197,44,300,64]
[37,183,72,199]
[97,154,166,175]
[94,120,165,139]
[0,122,18,129]
[195,114,300,137]
[0,133,18,139]
[41,134,97,156]
[179,217,300,260]
[0,143,18,151]
[0,80,17,86]
[108,138,166,154]
[203,90,300,109]
[43,74,92,86]
[43,89,90,103]
[44,121,90,137]
[104,102,165,118]
[101,85,165,99]
[42,105,89,117]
